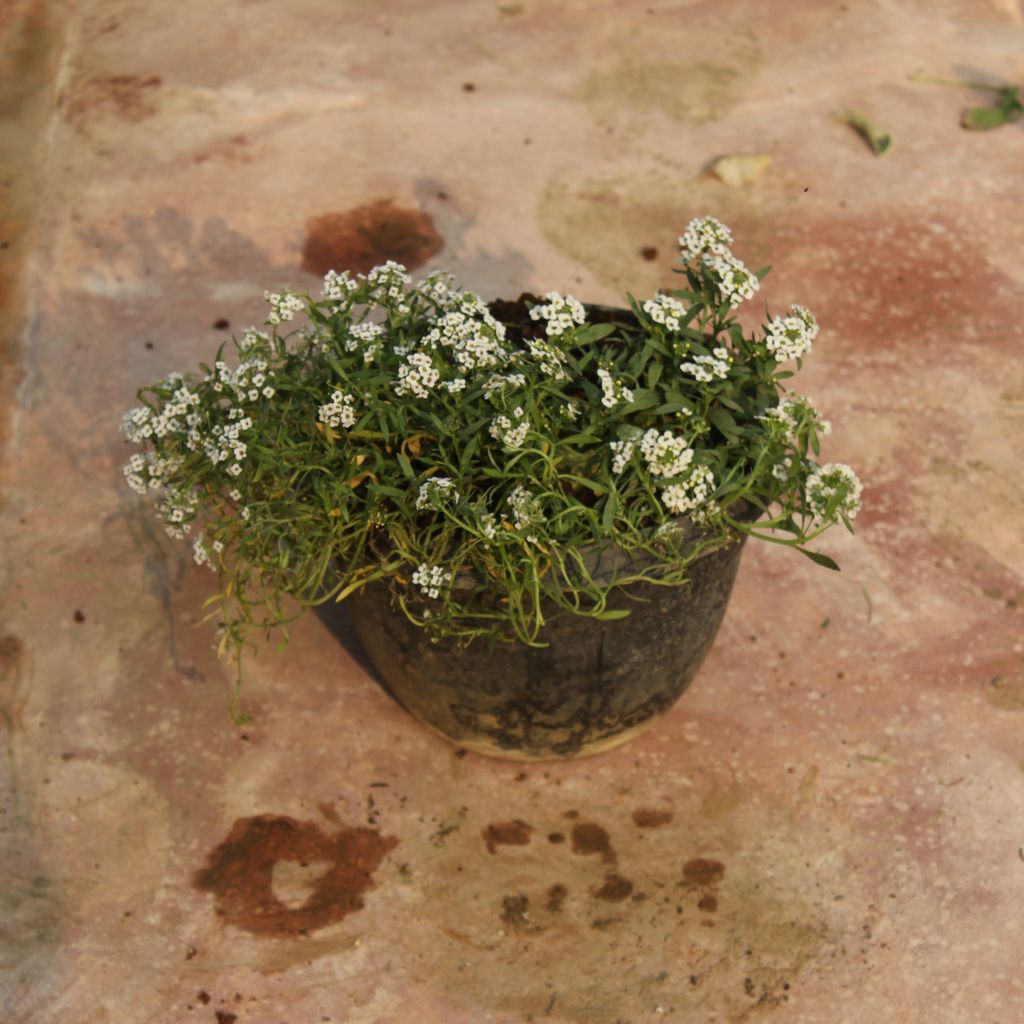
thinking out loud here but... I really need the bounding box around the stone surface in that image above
[2,1,1023,1022]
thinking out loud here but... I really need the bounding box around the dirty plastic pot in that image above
[345,526,749,761]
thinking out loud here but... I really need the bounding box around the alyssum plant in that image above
[122,216,861,713]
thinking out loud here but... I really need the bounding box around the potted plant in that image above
[121,216,861,759]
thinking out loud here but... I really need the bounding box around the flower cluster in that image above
[806,464,862,522]
[639,429,695,478]
[318,390,358,429]
[528,292,586,337]
[680,346,731,383]
[264,290,304,325]
[489,408,530,449]
[507,485,543,536]
[678,216,733,261]
[643,294,688,332]
[416,477,458,510]
[764,305,819,362]
[412,563,451,599]
[597,367,634,408]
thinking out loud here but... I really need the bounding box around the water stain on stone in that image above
[545,883,568,913]
[683,857,726,886]
[301,200,443,278]
[570,822,617,865]
[984,674,1024,712]
[193,815,397,937]
[500,893,534,931]
[482,819,534,854]
[64,74,162,124]
[0,634,25,733]
[633,807,673,828]
[592,873,634,902]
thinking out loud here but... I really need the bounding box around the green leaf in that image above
[601,490,618,534]
[574,323,618,344]
[799,548,841,571]
[622,389,661,413]
[963,85,1022,130]
[840,110,892,156]
[591,608,631,621]
[396,452,414,480]
[708,406,740,441]
[369,483,407,499]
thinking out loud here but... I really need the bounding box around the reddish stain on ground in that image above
[301,200,443,278]
[683,857,726,886]
[193,815,397,936]
[545,883,568,913]
[482,819,534,854]
[570,822,617,865]
[592,873,634,902]
[773,214,1021,360]
[698,894,719,912]
[632,807,673,828]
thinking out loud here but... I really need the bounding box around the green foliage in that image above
[962,85,1022,130]
[840,110,892,155]
[121,222,861,712]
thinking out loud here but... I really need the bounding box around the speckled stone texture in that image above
[2,1,1023,1022]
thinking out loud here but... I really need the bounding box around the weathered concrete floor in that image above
[2,1,1024,1021]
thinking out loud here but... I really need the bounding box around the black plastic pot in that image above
[345,530,748,761]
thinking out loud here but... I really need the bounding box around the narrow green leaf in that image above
[601,491,618,534]
[800,548,841,571]
[840,110,892,156]
[574,323,618,344]
[591,608,631,621]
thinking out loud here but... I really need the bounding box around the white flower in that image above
[192,536,213,569]
[680,346,732,383]
[417,269,456,306]
[806,463,862,521]
[394,352,440,398]
[507,486,542,535]
[318,389,358,429]
[322,269,357,301]
[525,336,569,380]
[678,216,734,261]
[528,291,586,338]
[610,438,637,475]
[412,562,451,599]
[489,408,529,449]
[416,477,458,510]
[477,511,499,542]
[421,296,510,373]
[761,395,831,445]
[264,290,304,325]
[642,294,688,332]
[704,253,759,307]
[597,368,634,409]
[640,429,694,478]
[660,466,716,518]
[483,372,526,400]
[239,327,271,353]
[763,304,819,362]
